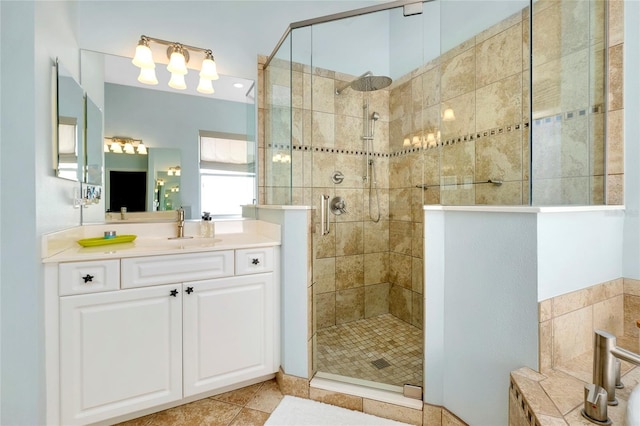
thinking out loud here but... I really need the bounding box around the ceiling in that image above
[104,52,255,104]
[78,0,387,103]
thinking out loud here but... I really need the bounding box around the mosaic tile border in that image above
[267,104,604,160]
[533,104,605,126]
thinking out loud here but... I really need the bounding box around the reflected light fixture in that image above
[442,108,456,122]
[132,35,219,94]
[168,72,187,90]
[137,67,158,85]
[123,141,135,154]
[104,137,147,155]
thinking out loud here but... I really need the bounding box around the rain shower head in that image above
[350,75,392,92]
[335,71,393,94]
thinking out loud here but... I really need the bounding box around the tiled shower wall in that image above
[258,0,623,376]
[531,0,622,205]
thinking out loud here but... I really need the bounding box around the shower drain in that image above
[371,358,391,369]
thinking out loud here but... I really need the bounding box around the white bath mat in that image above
[265,395,412,426]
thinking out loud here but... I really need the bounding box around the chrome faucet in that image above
[168,207,193,240]
[583,329,640,424]
[177,206,185,238]
[593,329,640,405]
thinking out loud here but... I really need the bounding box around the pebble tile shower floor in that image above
[316,313,423,387]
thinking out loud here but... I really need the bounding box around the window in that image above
[57,117,78,180]
[200,131,255,217]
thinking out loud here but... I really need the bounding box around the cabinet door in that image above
[183,273,275,397]
[60,285,182,425]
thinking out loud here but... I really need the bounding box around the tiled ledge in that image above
[511,338,639,426]
[276,369,468,426]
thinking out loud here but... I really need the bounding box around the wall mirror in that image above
[55,60,84,181]
[80,50,255,222]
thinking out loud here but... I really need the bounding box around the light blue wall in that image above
[1,1,81,423]
[538,210,625,301]
[104,83,248,219]
[255,207,310,379]
[425,209,538,425]
[389,1,440,79]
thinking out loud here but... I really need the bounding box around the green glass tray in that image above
[77,235,137,247]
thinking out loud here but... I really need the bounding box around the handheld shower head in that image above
[371,112,380,121]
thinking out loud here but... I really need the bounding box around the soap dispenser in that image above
[200,212,211,237]
[201,212,215,238]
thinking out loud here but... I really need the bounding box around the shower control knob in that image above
[331,171,345,184]
[330,196,348,215]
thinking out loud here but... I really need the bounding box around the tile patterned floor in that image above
[316,313,423,387]
[117,379,283,426]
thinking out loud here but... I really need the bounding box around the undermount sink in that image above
[134,236,221,249]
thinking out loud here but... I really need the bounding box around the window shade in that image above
[200,132,254,173]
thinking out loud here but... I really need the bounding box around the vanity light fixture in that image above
[104,137,147,155]
[132,35,219,94]
[167,166,181,176]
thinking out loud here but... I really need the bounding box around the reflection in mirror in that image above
[56,60,84,181]
[79,50,255,221]
[84,97,103,185]
[105,144,180,213]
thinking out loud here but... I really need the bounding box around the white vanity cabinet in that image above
[51,244,279,426]
[182,273,274,397]
[59,284,183,425]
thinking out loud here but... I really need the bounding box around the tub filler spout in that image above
[583,330,640,424]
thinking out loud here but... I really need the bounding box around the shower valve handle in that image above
[330,197,348,215]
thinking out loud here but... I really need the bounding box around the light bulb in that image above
[137,143,147,155]
[104,143,109,153]
[168,72,187,90]
[167,50,188,75]
[426,133,436,147]
[175,166,181,176]
[123,142,135,154]
[403,137,411,147]
[200,56,219,80]
[442,108,456,122]
[132,41,155,69]
[197,77,214,94]
[137,67,158,85]
[110,143,123,153]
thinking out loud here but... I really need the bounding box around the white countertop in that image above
[42,220,281,263]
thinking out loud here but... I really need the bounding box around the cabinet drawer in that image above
[235,247,274,275]
[59,260,120,296]
[122,251,234,289]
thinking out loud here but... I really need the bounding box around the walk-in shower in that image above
[261,0,610,404]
